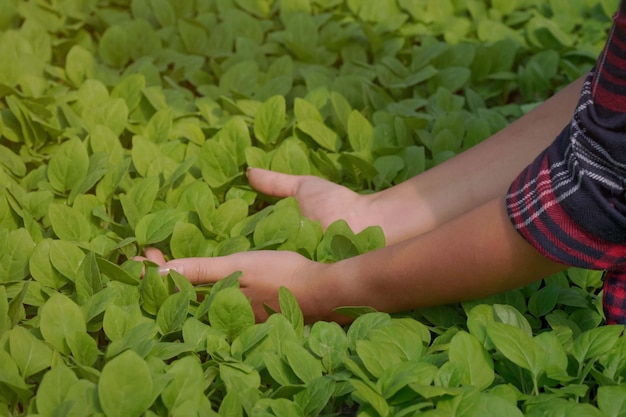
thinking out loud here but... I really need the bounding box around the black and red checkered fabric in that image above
[506,2,626,324]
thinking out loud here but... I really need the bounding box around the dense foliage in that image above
[0,0,624,416]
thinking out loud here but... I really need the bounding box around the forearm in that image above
[316,197,567,320]
[366,75,586,243]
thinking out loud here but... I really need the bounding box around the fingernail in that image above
[158,267,170,276]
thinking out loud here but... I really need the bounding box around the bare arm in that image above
[304,197,568,322]
[365,75,586,243]
[248,76,585,245]
[144,196,567,323]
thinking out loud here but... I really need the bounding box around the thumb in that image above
[246,167,303,198]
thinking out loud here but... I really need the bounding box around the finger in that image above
[158,255,244,285]
[144,247,167,265]
[247,167,304,198]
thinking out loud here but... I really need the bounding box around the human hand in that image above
[136,247,344,323]
[247,168,377,235]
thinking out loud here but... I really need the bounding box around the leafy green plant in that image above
[0,0,622,416]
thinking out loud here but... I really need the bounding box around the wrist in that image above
[298,260,358,324]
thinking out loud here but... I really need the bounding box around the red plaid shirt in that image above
[506,2,626,324]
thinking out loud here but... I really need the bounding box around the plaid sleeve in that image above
[506,3,626,324]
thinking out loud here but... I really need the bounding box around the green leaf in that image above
[219,60,259,96]
[528,284,560,317]
[347,110,373,152]
[120,176,160,229]
[66,331,100,367]
[39,293,87,354]
[179,18,208,55]
[135,209,188,246]
[98,350,154,417]
[264,352,301,386]
[493,304,532,337]
[47,137,89,193]
[213,198,249,238]
[597,385,626,417]
[209,287,255,341]
[307,321,348,373]
[294,376,336,416]
[49,239,85,282]
[0,144,26,177]
[534,331,570,381]
[98,25,131,67]
[349,379,389,417]
[571,325,624,365]
[9,325,53,378]
[198,140,240,189]
[65,45,95,87]
[486,322,545,379]
[0,228,34,282]
[161,356,205,410]
[170,222,213,258]
[283,341,324,383]
[254,95,286,145]
[96,256,140,285]
[156,292,190,334]
[48,203,92,242]
[270,138,311,175]
[0,286,9,335]
[36,363,78,415]
[297,119,341,152]
[279,286,304,337]
[378,361,438,400]
[131,135,180,179]
[140,267,169,316]
[448,331,494,390]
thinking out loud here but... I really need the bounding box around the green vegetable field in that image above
[0,0,624,415]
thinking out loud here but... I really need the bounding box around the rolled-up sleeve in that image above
[506,3,626,324]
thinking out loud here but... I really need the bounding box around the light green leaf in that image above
[486,322,545,378]
[36,363,78,416]
[156,292,190,334]
[572,325,624,365]
[198,140,240,189]
[47,137,89,193]
[307,321,348,373]
[48,203,92,242]
[347,110,373,152]
[98,25,130,67]
[65,45,95,87]
[161,355,205,410]
[9,325,53,378]
[279,286,304,337]
[209,287,255,341]
[39,293,87,354]
[349,379,389,417]
[0,228,34,282]
[448,331,494,390]
[135,209,188,246]
[283,341,324,384]
[270,138,311,175]
[66,331,100,367]
[253,205,301,248]
[597,385,626,417]
[170,222,213,259]
[254,95,286,145]
[98,350,154,417]
[139,267,169,316]
[297,119,341,152]
[213,198,249,238]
